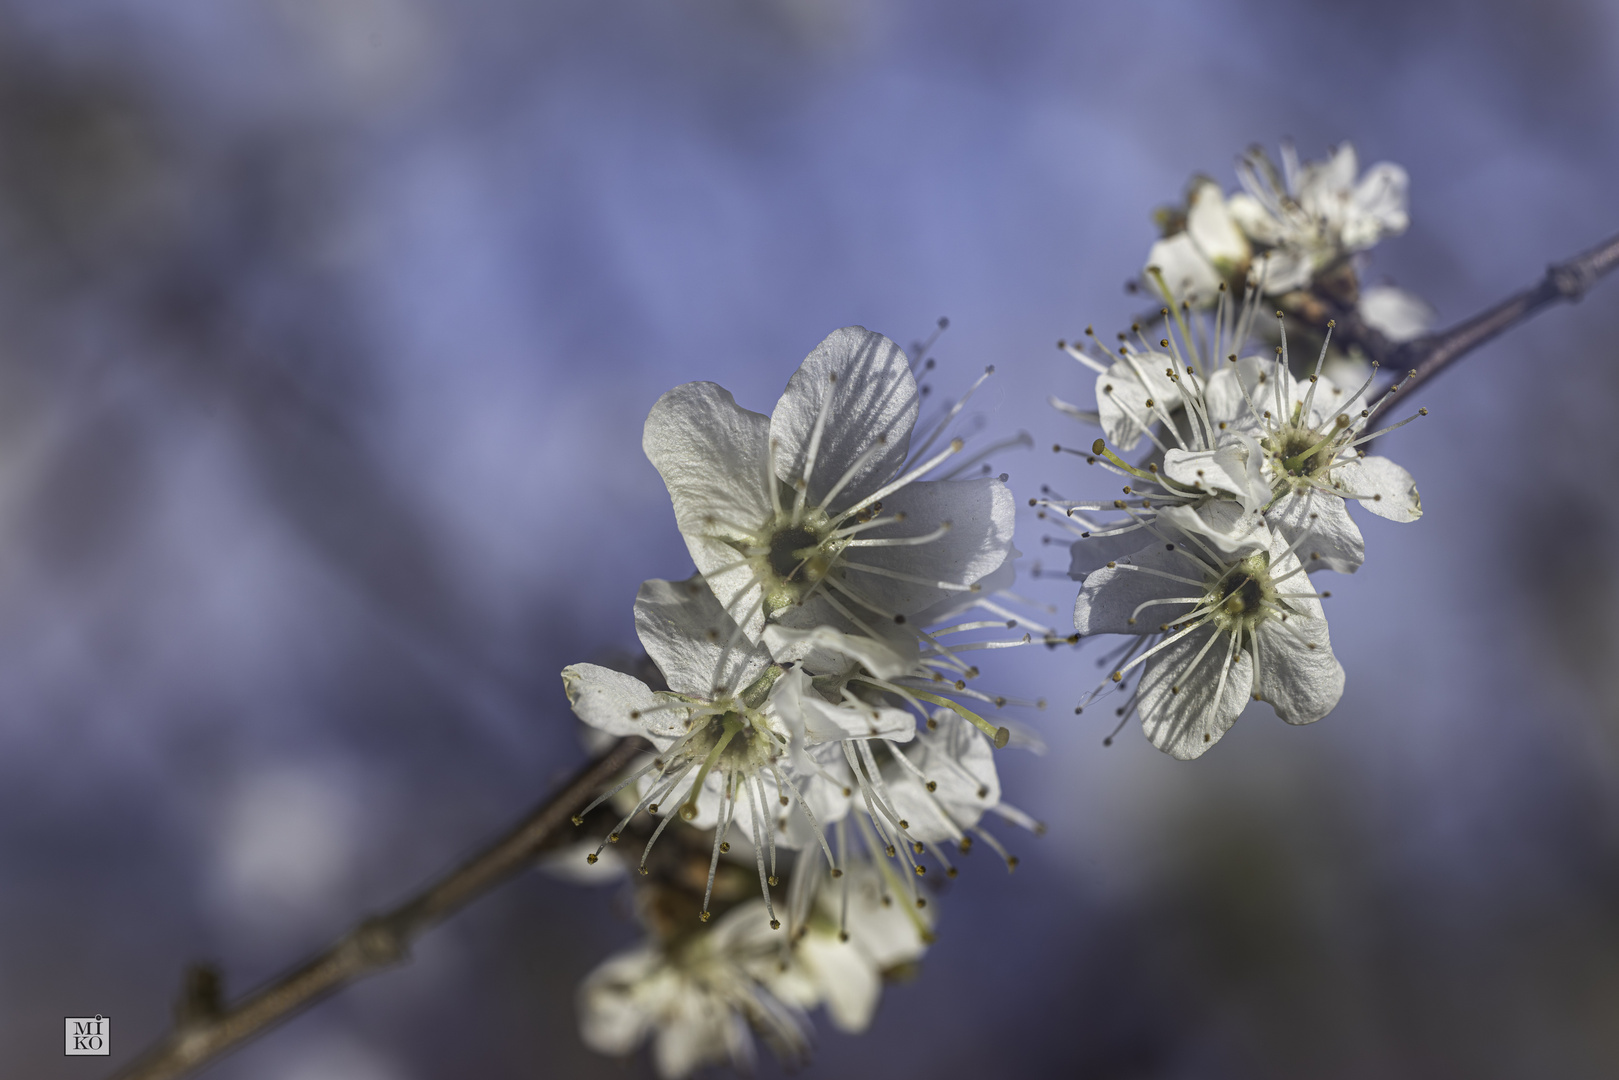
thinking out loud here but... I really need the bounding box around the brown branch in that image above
[110,736,650,1080]
[1363,230,1619,424]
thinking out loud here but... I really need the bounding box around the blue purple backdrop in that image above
[3,1,1618,1077]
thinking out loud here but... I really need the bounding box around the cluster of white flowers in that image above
[561,327,1041,1075]
[547,137,1442,1074]
[1145,141,1434,345]
[1046,269,1426,758]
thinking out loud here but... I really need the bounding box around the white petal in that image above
[1200,358,1268,429]
[774,666,916,745]
[1138,625,1255,760]
[1333,454,1421,522]
[1068,524,1156,581]
[882,712,1000,843]
[836,477,1015,614]
[562,663,665,739]
[1299,142,1359,207]
[762,624,911,680]
[1253,604,1343,725]
[836,863,931,969]
[643,380,772,540]
[634,577,773,700]
[1185,180,1251,270]
[578,948,664,1056]
[1345,162,1409,248]
[1096,352,1182,452]
[1154,499,1270,557]
[1254,247,1313,294]
[1265,487,1365,574]
[1163,432,1269,510]
[1073,540,1203,636]
[905,546,1017,626]
[801,935,881,1032]
[1358,285,1433,344]
[771,326,917,511]
[643,382,773,638]
[1227,191,1283,245]
[1145,232,1222,307]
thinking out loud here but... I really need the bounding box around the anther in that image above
[570,815,584,827]
[720,842,731,853]
[586,853,598,864]
[770,919,781,930]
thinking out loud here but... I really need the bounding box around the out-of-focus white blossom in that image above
[1229,141,1410,294]
[578,902,811,1079]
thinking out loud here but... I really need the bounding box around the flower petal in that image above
[1266,487,1365,574]
[1253,599,1343,725]
[771,326,917,512]
[634,576,773,700]
[798,935,881,1033]
[774,666,916,745]
[1358,285,1432,344]
[1074,540,1206,636]
[1096,351,1182,452]
[1146,232,1222,307]
[1346,162,1409,248]
[1138,625,1255,760]
[1163,432,1269,510]
[578,946,662,1055]
[886,711,999,842]
[1068,524,1157,580]
[1185,179,1251,269]
[1333,454,1421,522]
[643,382,774,638]
[836,477,1015,615]
[562,663,665,739]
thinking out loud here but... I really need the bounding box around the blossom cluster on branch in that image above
[559,328,1043,1075]
[1042,141,1426,759]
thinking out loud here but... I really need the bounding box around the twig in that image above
[1362,230,1619,423]
[110,736,650,1080]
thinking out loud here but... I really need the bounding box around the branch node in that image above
[354,917,409,966]
[174,964,224,1028]
[1549,258,1597,302]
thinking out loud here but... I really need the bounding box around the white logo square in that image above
[65,1015,110,1056]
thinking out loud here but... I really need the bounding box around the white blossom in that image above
[1049,299,1424,577]
[1228,141,1410,294]
[642,327,1015,657]
[578,902,811,1079]
[1200,319,1424,573]
[563,575,833,926]
[755,856,933,1034]
[1144,179,1253,307]
[1073,508,1342,759]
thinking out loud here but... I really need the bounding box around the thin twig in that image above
[1362,230,1619,424]
[110,736,650,1080]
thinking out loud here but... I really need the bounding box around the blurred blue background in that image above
[2,1,1618,1076]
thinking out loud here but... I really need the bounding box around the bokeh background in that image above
[2,1,1618,1077]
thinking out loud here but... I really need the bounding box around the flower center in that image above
[768,524,824,582]
[1207,552,1275,635]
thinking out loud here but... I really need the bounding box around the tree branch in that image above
[1363,230,1619,423]
[110,736,650,1080]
